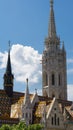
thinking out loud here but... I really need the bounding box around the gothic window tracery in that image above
[43,72,48,86]
[52,74,55,85]
[59,73,61,86]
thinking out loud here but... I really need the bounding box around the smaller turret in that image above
[22,79,32,125]
[24,78,31,106]
[3,41,14,97]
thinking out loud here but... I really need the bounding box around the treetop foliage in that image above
[0,121,43,130]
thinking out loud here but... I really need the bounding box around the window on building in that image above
[57,117,60,126]
[59,74,61,86]
[51,117,53,125]
[52,74,55,85]
[54,114,56,125]
[26,113,28,118]
[22,113,24,118]
[46,74,48,85]
[43,72,48,86]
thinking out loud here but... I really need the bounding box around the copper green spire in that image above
[48,0,57,38]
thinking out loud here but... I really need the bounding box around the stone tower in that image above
[3,42,14,97]
[42,0,67,100]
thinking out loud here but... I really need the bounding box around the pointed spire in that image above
[48,0,57,38]
[3,41,14,97]
[6,41,12,75]
[24,78,31,105]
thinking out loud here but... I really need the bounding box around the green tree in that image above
[0,124,11,130]
[0,121,43,130]
[28,124,43,130]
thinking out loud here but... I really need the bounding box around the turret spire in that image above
[48,0,57,38]
[24,78,31,105]
[3,41,14,97]
[6,41,12,75]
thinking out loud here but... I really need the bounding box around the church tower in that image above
[3,42,14,97]
[42,0,67,100]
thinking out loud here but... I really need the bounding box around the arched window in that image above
[52,74,55,85]
[59,74,61,86]
[22,113,24,118]
[57,117,60,126]
[51,117,53,125]
[26,113,28,118]
[54,114,56,125]
[43,72,48,86]
[46,74,48,85]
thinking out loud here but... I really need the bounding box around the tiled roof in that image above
[65,106,73,119]
[0,90,11,117]
[0,89,34,119]
[0,89,73,125]
[0,90,24,117]
[32,100,52,123]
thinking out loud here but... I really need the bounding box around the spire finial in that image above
[8,40,11,52]
[50,0,53,8]
[24,78,31,105]
[26,78,28,86]
[48,0,57,38]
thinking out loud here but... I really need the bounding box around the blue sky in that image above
[0,0,73,100]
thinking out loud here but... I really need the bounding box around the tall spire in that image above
[6,41,12,75]
[48,0,57,38]
[24,78,31,105]
[3,41,14,97]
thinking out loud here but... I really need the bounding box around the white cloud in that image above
[0,44,42,84]
[0,51,8,68]
[67,69,73,74]
[0,44,73,101]
[67,58,73,74]
[67,58,73,64]
[67,84,73,101]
